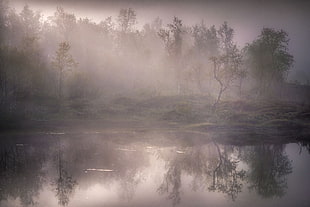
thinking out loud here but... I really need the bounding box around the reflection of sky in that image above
[10,0,310,83]
[1,140,309,207]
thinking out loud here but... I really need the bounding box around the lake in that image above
[0,131,309,207]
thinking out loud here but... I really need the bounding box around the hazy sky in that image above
[11,0,310,83]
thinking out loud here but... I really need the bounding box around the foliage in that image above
[210,22,243,107]
[192,22,218,56]
[242,144,292,198]
[158,16,184,58]
[245,28,294,96]
[52,42,77,99]
[51,6,76,39]
[117,8,137,33]
[0,3,302,123]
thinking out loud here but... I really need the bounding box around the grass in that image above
[0,95,309,141]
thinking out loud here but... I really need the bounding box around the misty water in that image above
[0,132,309,207]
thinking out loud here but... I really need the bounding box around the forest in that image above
[0,1,309,141]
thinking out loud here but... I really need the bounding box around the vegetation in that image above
[52,42,77,99]
[0,2,308,142]
[245,28,294,96]
[210,22,243,108]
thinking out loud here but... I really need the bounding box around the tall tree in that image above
[158,16,184,58]
[192,22,218,57]
[19,5,41,46]
[190,23,219,93]
[117,8,137,33]
[210,22,243,108]
[0,0,9,103]
[51,7,76,40]
[116,8,139,54]
[52,42,77,99]
[245,28,294,96]
[158,17,185,93]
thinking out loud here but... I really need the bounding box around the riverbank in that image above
[1,95,309,144]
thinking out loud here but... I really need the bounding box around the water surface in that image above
[0,133,309,207]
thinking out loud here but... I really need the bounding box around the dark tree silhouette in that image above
[0,144,45,206]
[52,41,77,99]
[241,144,292,198]
[157,143,246,205]
[53,140,77,206]
[157,158,182,207]
[245,28,294,96]
[158,16,184,59]
[208,142,246,201]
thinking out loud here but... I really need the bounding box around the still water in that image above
[0,132,309,207]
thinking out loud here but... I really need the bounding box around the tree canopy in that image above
[245,28,294,95]
[0,3,298,116]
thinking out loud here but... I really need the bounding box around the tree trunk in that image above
[213,86,224,110]
[58,67,63,99]
[239,78,243,97]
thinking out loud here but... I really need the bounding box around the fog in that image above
[1,1,310,206]
[0,0,309,126]
[11,0,310,83]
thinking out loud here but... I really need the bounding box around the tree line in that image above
[0,2,294,110]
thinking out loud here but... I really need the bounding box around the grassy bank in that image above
[0,95,309,142]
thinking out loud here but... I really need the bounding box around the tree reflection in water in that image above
[54,138,148,203]
[157,157,182,206]
[0,137,303,207]
[119,169,144,201]
[156,142,246,206]
[241,144,292,198]
[0,143,46,206]
[207,142,246,201]
[52,139,77,206]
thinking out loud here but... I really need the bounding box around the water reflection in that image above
[53,140,77,206]
[0,135,309,207]
[0,142,46,206]
[157,142,246,206]
[241,144,292,198]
